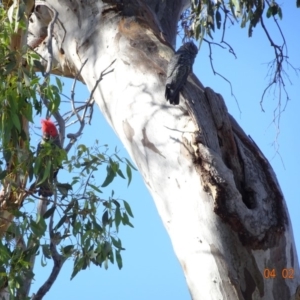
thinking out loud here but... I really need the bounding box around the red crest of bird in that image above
[41,119,58,138]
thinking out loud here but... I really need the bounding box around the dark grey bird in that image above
[165,42,198,105]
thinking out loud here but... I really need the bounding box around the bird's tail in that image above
[165,85,180,105]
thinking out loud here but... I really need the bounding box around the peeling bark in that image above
[26,0,300,299]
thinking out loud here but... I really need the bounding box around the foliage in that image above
[0,5,136,299]
[0,5,61,191]
[184,0,285,41]
[179,0,300,125]
[0,144,135,298]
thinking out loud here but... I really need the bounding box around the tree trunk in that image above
[28,0,300,299]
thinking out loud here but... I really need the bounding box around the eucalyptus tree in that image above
[1,0,299,299]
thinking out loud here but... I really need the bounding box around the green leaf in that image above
[266,7,272,18]
[111,161,119,173]
[250,10,260,28]
[112,199,120,208]
[207,14,214,32]
[297,0,300,8]
[111,236,120,248]
[8,280,14,296]
[55,77,63,92]
[42,244,51,259]
[126,164,132,186]
[41,253,47,267]
[114,154,123,162]
[109,249,114,264]
[104,257,109,270]
[30,218,46,236]
[0,170,7,180]
[278,7,282,19]
[271,2,279,16]
[72,221,81,236]
[53,215,67,231]
[7,222,20,237]
[215,10,221,30]
[4,60,16,75]
[248,23,253,37]
[11,114,21,132]
[84,221,91,231]
[37,160,51,185]
[101,166,116,187]
[87,183,102,193]
[207,27,213,39]
[36,216,47,234]
[230,0,240,19]
[115,250,123,269]
[104,241,112,256]
[62,245,74,256]
[194,22,201,40]
[123,200,134,218]
[64,199,76,214]
[0,242,11,262]
[124,158,137,170]
[43,205,56,219]
[111,237,125,250]
[122,212,134,228]
[3,149,11,164]
[102,201,110,209]
[71,257,84,280]
[115,207,122,230]
[92,220,103,233]
[117,168,125,179]
[22,69,30,86]
[22,102,33,122]
[57,183,72,198]
[102,210,109,226]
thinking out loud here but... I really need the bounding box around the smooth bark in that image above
[26,0,300,299]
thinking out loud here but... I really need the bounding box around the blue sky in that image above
[31,2,299,299]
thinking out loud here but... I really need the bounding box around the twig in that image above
[32,203,65,300]
[64,59,116,153]
[204,39,241,114]
[203,38,226,50]
[70,59,89,122]
[259,15,288,112]
[219,2,237,58]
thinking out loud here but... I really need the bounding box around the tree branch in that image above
[204,38,241,113]
[32,203,65,300]
[34,1,58,77]
[64,59,116,153]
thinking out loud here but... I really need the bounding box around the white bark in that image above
[28,0,300,299]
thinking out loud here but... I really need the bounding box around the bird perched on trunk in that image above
[35,119,62,197]
[165,42,198,105]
